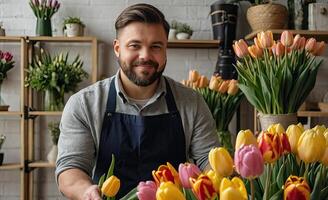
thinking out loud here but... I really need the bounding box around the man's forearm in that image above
[58,168,94,200]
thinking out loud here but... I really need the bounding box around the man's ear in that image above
[113,39,120,57]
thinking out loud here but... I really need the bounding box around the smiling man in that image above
[56,4,219,200]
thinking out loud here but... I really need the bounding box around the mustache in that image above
[132,60,159,67]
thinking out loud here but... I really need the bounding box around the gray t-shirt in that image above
[55,71,220,181]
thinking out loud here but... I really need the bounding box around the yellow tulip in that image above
[190,174,217,200]
[286,124,303,154]
[235,129,257,150]
[284,175,310,200]
[209,147,233,177]
[156,182,186,200]
[297,129,326,163]
[101,175,120,197]
[206,170,222,193]
[152,162,180,186]
[267,123,285,134]
[320,131,328,166]
[220,177,247,200]
[312,125,326,135]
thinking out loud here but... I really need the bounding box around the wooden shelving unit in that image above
[245,29,328,42]
[28,111,62,116]
[167,39,220,48]
[28,161,55,168]
[0,163,23,170]
[297,111,328,117]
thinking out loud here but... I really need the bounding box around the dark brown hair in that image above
[115,3,170,37]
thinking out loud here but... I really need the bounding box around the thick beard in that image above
[118,58,166,87]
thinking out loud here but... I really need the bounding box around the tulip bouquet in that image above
[29,0,60,19]
[181,70,243,153]
[233,30,326,115]
[0,50,15,84]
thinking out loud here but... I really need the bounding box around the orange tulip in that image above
[198,75,209,88]
[305,38,316,53]
[280,30,294,47]
[272,42,285,57]
[189,70,200,83]
[284,176,310,200]
[218,80,230,93]
[256,31,274,49]
[257,131,282,163]
[152,162,180,186]
[190,174,217,200]
[227,80,239,95]
[233,39,249,58]
[313,41,326,56]
[248,45,263,59]
[209,76,220,91]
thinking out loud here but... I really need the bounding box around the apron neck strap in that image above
[106,77,178,113]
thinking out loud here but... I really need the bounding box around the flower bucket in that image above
[36,18,52,36]
[44,89,64,111]
[246,3,288,32]
[258,113,298,131]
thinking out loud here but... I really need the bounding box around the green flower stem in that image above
[250,179,255,200]
[304,163,310,181]
[264,164,273,200]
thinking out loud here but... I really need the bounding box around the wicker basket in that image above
[247,3,288,32]
[258,113,298,131]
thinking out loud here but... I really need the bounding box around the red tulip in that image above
[137,181,157,200]
[190,174,217,200]
[178,163,201,188]
[257,131,282,163]
[152,162,180,186]
[284,176,310,200]
[280,132,291,155]
[234,144,264,179]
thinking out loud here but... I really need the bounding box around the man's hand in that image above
[82,185,102,200]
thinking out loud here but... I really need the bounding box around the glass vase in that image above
[44,89,64,111]
[217,129,233,155]
[36,18,52,36]
[0,82,9,111]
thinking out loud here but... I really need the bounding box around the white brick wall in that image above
[0,0,327,199]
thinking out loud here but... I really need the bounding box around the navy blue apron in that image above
[93,78,186,198]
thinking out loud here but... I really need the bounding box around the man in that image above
[56,3,219,200]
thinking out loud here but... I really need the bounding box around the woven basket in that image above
[258,113,297,131]
[247,3,288,32]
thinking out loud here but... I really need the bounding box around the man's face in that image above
[113,22,167,86]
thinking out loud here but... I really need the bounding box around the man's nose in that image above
[139,48,152,60]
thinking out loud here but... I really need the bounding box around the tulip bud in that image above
[320,131,328,166]
[284,176,310,200]
[257,31,274,49]
[198,75,209,88]
[137,181,157,200]
[235,129,257,150]
[209,76,220,91]
[312,124,326,135]
[218,80,230,93]
[156,182,186,200]
[286,124,303,154]
[227,80,239,95]
[280,30,294,47]
[297,129,326,163]
[189,70,200,83]
[233,39,249,58]
[206,170,222,193]
[248,45,263,59]
[272,42,285,57]
[305,38,316,53]
[267,123,285,134]
[101,175,120,197]
[313,41,326,56]
[257,131,282,163]
[178,163,201,188]
[234,145,264,179]
[152,162,180,186]
[220,177,247,200]
[190,174,217,200]
[209,147,233,177]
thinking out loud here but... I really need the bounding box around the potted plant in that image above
[25,49,88,111]
[0,50,15,111]
[168,20,178,40]
[176,22,193,40]
[0,134,5,165]
[63,16,85,37]
[246,0,288,32]
[0,22,5,36]
[47,121,60,163]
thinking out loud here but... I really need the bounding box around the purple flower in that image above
[178,163,201,188]
[136,181,157,200]
[234,144,264,179]
[3,52,13,62]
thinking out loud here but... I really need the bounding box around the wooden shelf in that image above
[245,30,328,42]
[167,39,220,48]
[28,161,55,168]
[0,111,23,116]
[0,163,22,170]
[28,111,62,116]
[0,36,23,42]
[297,111,328,117]
[26,36,97,43]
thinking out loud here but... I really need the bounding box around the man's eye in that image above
[129,44,139,49]
[152,45,161,49]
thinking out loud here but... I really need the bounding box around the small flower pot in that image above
[176,32,190,40]
[168,29,177,40]
[65,23,84,37]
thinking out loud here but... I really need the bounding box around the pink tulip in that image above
[137,181,157,200]
[313,41,326,56]
[280,30,294,47]
[305,38,316,53]
[234,144,264,179]
[3,52,13,62]
[178,163,201,188]
[233,39,249,58]
[272,42,285,57]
